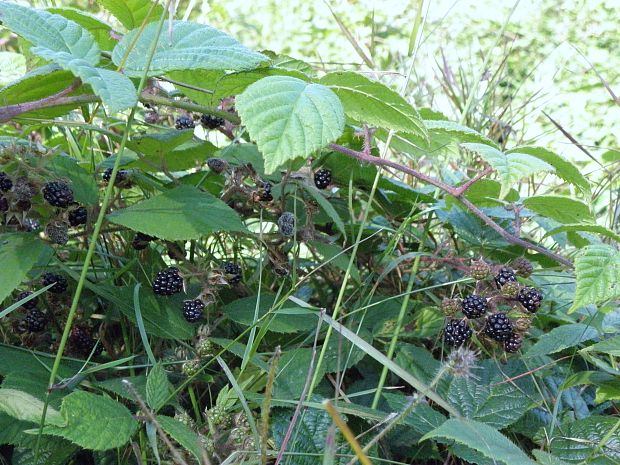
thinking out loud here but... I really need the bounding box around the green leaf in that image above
[157,416,203,463]
[107,185,247,240]
[532,450,572,465]
[425,120,497,146]
[506,146,591,197]
[581,335,620,357]
[212,67,309,103]
[462,143,554,199]
[167,69,225,105]
[48,155,99,205]
[421,418,539,465]
[544,224,620,244]
[569,244,620,313]
[308,241,360,283]
[112,20,268,77]
[0,234,50,304]
[99,0,163,30]
[524,196,594,224]
[236,75,345,174]
[0,389,63,426]
[299,183,346,238]
[0,51,26,85]
[47,8,116,50]
[550,416,620,464]
[319,71,427,139]
[43,391,138,450]
[146,365,173,412]
[525,324,598,357]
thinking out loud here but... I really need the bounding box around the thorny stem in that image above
[328,143,573,268]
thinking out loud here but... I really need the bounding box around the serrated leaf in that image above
[320,71,427,139]
[532,450,572,465]
[99,0,163,30]
[167,69,225,105]
[146,365,173,412]
[212,67,308,103]
[550,416,620,464]
[0,389,63,426]
[421,418,539,465]
[0,234,50,305]
[462,143,554,199]
[0,51,26,85]
[112,20,268,77]
[569,244,620,313]
[157,416,203,463]
[43,391,138,450]
[48,155,99,205]
[544,224,620,244]
[507,146,591,197]
[581,335,620,357]
[48,7,116,50]
[524,196,594,224]
[425,120,496,146]
[236,75,345,174]
[525,324,599,357]
[107,185,247,240]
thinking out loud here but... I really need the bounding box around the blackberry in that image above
[131,232,156,250]
[443,319,472,346]
[461,295,488,319]
[16,291,38,310]
[517,287,543,313]
[152,267,183,296]
[70,326,101,356]
[42,181,74,208]
[68,206,87,227]
[12,179,34,202]
[511,257,533,278]
[223,262,242,284]
[182,359,201,377]
[42,272,68,293]
[206,157,229,174]
[0,197,7,212]
[484,312,514,341]
[196,338,216,359]
[314,169,332,190]
[259,181,273,202]
[494,267,517,288]
[102,168,131,187]
[175,115,195,130]
[469,259,491,280]
[45,221,69,245]
[441,298,461,316]
[0,172,12,192]
[24,309,47,332]
[501,281,521,298]
[200,114,224,129]
[504,333,522,353]
[183,299,205,323]
[278,212,295,237]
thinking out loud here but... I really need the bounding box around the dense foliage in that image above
[0,1,618,465]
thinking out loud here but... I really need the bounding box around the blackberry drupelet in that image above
[43,181,74,208]
[504,333,522,353]
[200,114,224,129]
[152,267,183,296]
[0,172,12,192]
[461,295,488,319]
[131,232,156,250]
[183,299,205,323]
[16,291,38,310]
[24,309,47,332]
[314,169,332,189]
[278,212,295,237]
[42,272,68,293]
[443,319,472,346]
[68,206,87,226]
[175,115,195,130]
[494,267,517,288]
[517,286,543,313]
[484,312,514,341]
[223,262,242,284]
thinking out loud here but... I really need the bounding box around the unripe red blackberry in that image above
[206,157,229,174]
[469,259,491,280]
[152,267,183,296]
[443,319,472,346]
[175,115,195,130]
[223,262,242,284]
[501,281,521,298]
[24,309,47,332]
[278,212,295,237]
[461,295,488,318]
[0,172,13,192]
[183,299,204,323]
[503,333,522,353]
[42,181,74,208]
[511,257,533,278]
[441,298,461,316]
[42,272,68,293]
[314,169,332,189]
[16,291,38,310]
[200,114,225,129]
[68,206,87,227]
[45,221,69,245]
[494,267,517,288]
[484,312,513,341]
[517,287,543,313]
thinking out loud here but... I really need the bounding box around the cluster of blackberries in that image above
[14,271,70,334]
[443,260,544,354]
[314,168,332,190]
[175,115,195,130]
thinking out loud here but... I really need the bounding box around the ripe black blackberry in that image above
[24,309,47,333]
[0,197,8,212]
[42,272,68,293]
[152,267,183,296]
[70,326,102,356]
[22,218,40,232]
[183,299,205,323]
[42,180,74,208]
[504,333,522,353]
[461,295,488,319]
[517,287,543,313]
[175,115,195,130]
[200,114,224,129]
[206,157,229,174]
[484,312,514,341]
[223,262,242,284]
[443,319,473,346]
[259,181,273,202]
[314,169,332,190]
[68,206,87,226]
[0,172,12,192]
[102,168,131,187]
[494,267,517,288]
[278,212,295,237]
[131,232,156,250]
[16,291,38,310]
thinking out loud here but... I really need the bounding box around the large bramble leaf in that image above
[569,244,620,313]
[146,365,173,412]
[525,324,599,357]
[99,0,163,30]
[211,68,308,103]
[524,196,594,224]
[0,52,26,85]
[107,185,247,240]
[550,416,620,464]
[319,71,427,139]
[112,20,268,77]
[48,7,116,50]
[424,120,497,146]
[0,389,63,426]
[43,391,138,450]
[462,143,554,199]
[236,75,345,173]
[421,418,539,465]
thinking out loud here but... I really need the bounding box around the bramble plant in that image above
[0,1,618,465]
